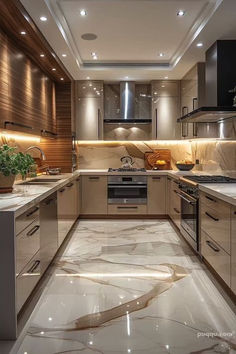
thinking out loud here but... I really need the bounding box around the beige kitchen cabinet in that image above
[166,176,171,215]
[81,175,107,215]
[108,204,147,215]
[147,176,166,214]
[201,230,231,287]
[57,179,78,246]
[231,206,236,294]
[151,81,180,140]
[200,194,231,254]
[75,176,81,216]
[169,178,181,228]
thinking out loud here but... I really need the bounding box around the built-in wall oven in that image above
[108,175,147,204]
[178,182,199,252]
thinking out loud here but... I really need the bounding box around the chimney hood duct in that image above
[178,40,236,123]
[104,81,152,124]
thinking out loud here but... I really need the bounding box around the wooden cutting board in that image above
[145,149,172,170]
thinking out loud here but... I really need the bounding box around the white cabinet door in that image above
[76,97,103,140]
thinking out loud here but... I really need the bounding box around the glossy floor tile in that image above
[16,220,236,354]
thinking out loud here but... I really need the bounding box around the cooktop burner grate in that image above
[108,168,146,172]
[184,175,236,183]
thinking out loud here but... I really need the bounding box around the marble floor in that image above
[15,220,236,354]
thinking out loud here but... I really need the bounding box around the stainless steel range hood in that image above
[178,41,236,123]
[104,82,152,124]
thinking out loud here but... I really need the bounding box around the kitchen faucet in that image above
[25,146,46,161]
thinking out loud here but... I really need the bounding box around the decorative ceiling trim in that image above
[44,0,223,72]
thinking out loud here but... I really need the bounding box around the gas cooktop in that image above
[108,168,146,173]
[183,175,236,184]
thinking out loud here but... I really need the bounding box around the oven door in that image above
[108,185,147,204]
[179,191,198,244]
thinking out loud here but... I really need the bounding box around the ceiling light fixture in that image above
[159,53,164,57]
[40,54,45,57]
[62,54,67,57]
[91,52,98,60]
[86,76,90,80]
[20,31,26,35]
[177,10,185,16]
[40,16,47,21]
[80,9,87,16]
[164,76,168,79]
[52,68,56,71]
[60,78,64,81]
[196,42,203,47]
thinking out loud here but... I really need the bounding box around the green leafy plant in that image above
[0,144,36,179]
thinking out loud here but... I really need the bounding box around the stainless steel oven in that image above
[108,175,147,204]
[178,182,199,252]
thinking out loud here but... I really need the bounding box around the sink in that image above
[19,178,62,185]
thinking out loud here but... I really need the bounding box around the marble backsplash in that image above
[77,140,236,172]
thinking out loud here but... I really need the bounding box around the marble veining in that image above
[15,220,236,354]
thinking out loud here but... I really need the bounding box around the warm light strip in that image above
[0,132,41,143]
[76,139,235,144]
[56,272,173,279]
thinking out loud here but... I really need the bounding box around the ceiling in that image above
[20,0,236,81]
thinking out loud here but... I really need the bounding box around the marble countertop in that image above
[0,169,235,216]
[0,172,80,217]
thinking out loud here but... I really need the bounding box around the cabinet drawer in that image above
[201,202,230,254]
[201,192,226,210]
[15,205,39,235]
[170,203,181,228]
[16,218,40,275]
[16,250,41,313]
[201,230,230,286]
[108,204,147,215]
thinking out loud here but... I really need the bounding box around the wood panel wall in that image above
[41,82,74,172]
[0,29,56,135]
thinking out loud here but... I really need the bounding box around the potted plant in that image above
[0,144,36,193]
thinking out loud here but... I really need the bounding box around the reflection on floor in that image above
[17,220,236,354]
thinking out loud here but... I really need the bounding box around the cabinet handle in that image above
[4,121,33,130]
[117,206,138,209]
[173,208,180,214]
[66,183,74,188]
[89,176,99,180]
[182,106,188,116]
[193,122,198,137]
[205,195,216,202]
[152,176,161,180]
[41,129,57,137]
[173,180,179,185]
[193,97,198,110]
[234,211,236,215]
[45,198,56,205]
[26,207,39,217]
[76,177,80,181]
[167,177,171,181]
[181,123,188,138]
[59,188,65,193]
[27,260,40,273]
[27,225,40,237]
[206,240,220,252]
[205,212,219,222]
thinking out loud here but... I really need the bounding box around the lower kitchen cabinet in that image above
[108,204,147,215]
[231,206,236,294]
[40,193,58,272]
[147,176,166,214]
[57,179,79,246]
[201,230,231,287]
[169,178,181,228]
[81,175,107,214]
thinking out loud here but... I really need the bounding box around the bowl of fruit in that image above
[176,159,194,171]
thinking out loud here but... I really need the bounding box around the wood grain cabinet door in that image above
[81,176,107,215]
[231,206,236,294]
[147,176,166,214]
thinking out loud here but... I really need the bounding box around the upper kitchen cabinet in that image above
[151,81,181,140]
[75,80,104,140]
[180,63,205,138]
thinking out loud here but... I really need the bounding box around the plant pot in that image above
[0,173,16,193]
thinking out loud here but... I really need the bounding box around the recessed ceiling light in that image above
[177,10,185,16]
[40,16,47,21]
[40,54,45,57]
[196,42,203,47]
[60,78,64,81]
[93,87,96,90]
[91,52,98,60]
[20,31,26,35]
[62,54,67,57]
[125,76,129,79]
[89,83,92,87]
[159,53,164,57]
[80,9,87,16]
[161,85,165,88]
[52,68,56,71]
[86,76,90,80]
[164,76,168,79]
